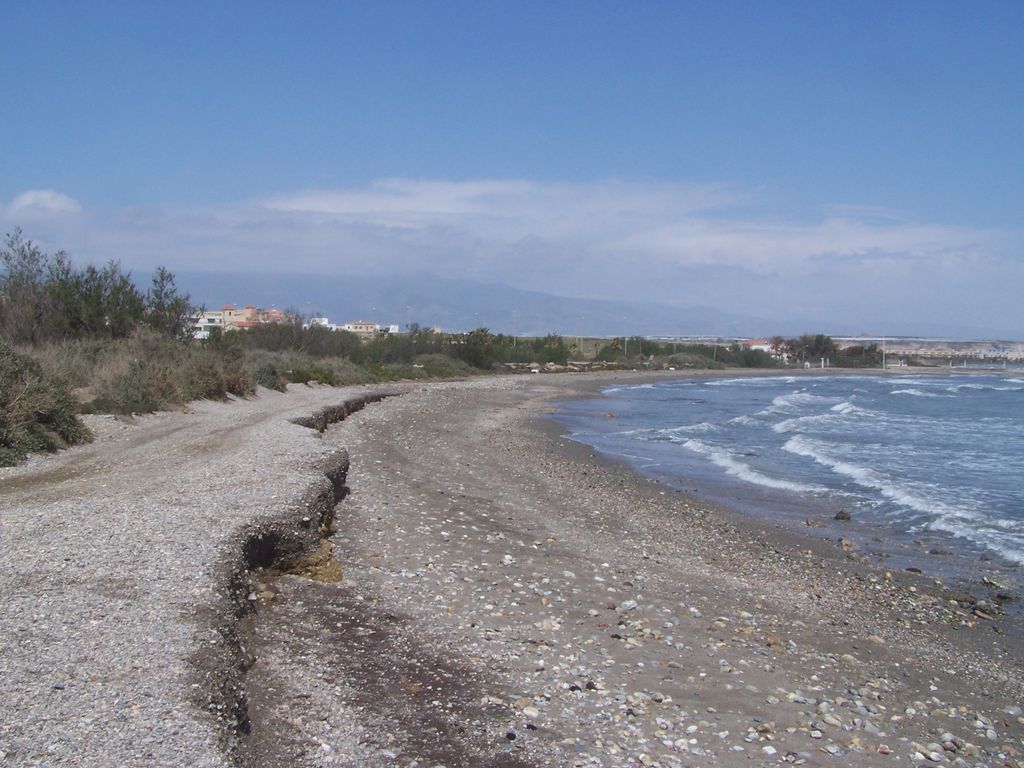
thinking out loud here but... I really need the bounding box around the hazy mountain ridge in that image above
[179,271,773,337]
[177,271,1016,340]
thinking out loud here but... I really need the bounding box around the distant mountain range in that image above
[177,271,775,337]
[176,270,1017,341]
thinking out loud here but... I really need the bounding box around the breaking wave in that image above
[683,438,824,493]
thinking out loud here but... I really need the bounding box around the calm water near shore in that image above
[555,371,1024,587]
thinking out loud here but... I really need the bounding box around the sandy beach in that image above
[2,372,1022,767]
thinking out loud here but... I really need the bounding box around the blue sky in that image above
[2,1,1022,336]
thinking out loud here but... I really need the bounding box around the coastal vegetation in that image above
[595,334,890,369]
[0,342,92,466]
[0,228,896,466]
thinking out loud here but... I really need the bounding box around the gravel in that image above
[3,373,1023,768]
[0,384,399,767]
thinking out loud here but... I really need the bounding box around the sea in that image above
[553,371,1024,589]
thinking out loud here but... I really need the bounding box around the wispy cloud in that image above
[1,179,1018,335]
[5,189,83,218]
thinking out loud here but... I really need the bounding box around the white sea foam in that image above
[759,391,840,416]
[682,438,823,493]
[830,401,858,413]
[783,435,941,513]
[780,434,1024,562]
[706,376,798,387]
[926,515,1024,565]
[949,382,1024,393]
[656,422,719,437]
[772,413,836,434]
[768,397,863,434]
[891,388,941,397]
[728,415,762,426]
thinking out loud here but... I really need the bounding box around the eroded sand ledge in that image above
[2,373,1022,768]
[0,383,401,767]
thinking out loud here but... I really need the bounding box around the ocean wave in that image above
[608,427,657,438]
[781,435,1012,538]
[759,391,841,416]
[706,376,798,387]
[948,383,1024,393]
[772,399,868,430]
[926,516,1024,566]
[771,413,838,434]
[728,415,762,426]
[891,388,941,398]
[656,422,719,437]
[830,400,862,414]
[783,435,936,511]
[682,438,824,493]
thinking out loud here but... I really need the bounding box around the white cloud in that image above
[6,189,82,218]
[1,179,1018,335]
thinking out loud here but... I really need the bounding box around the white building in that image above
[304,316,339,331]
[191,311,225,340]
[341,321,381,335]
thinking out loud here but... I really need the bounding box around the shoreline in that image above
[544,368,1024,621]
[534,371,1024,647]
[248,372,1024,766]
[3,370,1022,767]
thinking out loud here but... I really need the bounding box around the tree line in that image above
[237,322,571,369]
[0,228,193,346]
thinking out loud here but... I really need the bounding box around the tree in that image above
[529,333,570,364]
[145,267,194,341]
[456,327,497,368]
[769,336,788,359]
[47,257,145,339]
[788,333,838,364]
[0,228,54,345]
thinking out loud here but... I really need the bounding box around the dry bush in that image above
[0,342,92,465]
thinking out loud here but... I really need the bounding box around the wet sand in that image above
[244,373,1024,767]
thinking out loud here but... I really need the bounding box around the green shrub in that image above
[414,353,476,378]
[244,349,376,388]
[181,351,228,401]
[92,357,181,414]
[0,342,92,465]
[287,364,339,386]
[79,329,256,412]
[253,362,288,392]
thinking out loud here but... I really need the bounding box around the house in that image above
[304,316,339,331]
[220,304,259,329]
[341,321,381,335]
[742,339,773,353]
[257,307,291,324]
[192,304,297,339]
[191,311,225,340]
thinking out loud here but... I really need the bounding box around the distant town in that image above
[192,305,1024,362]
[191,304,405,340]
